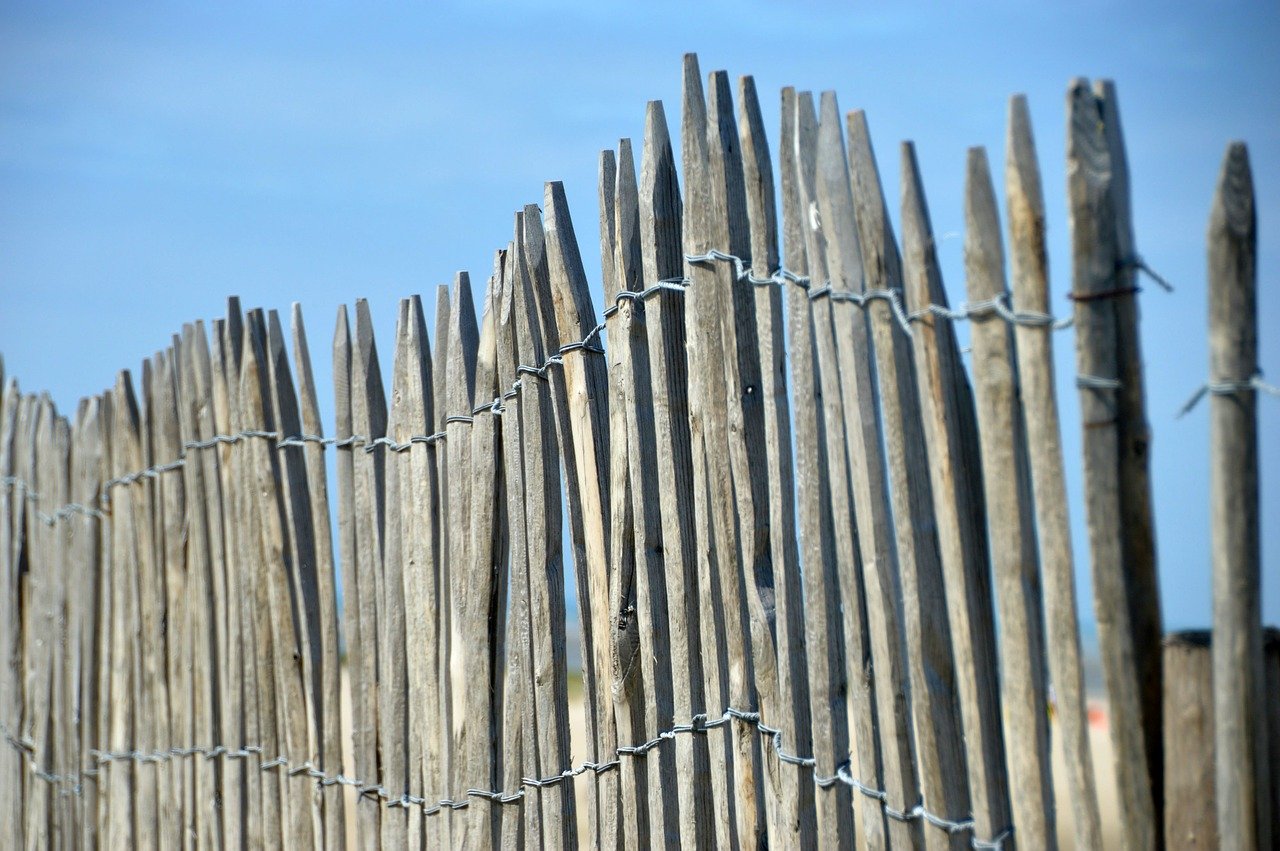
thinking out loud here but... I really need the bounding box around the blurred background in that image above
[2,0,1277,640]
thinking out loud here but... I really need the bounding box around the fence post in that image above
[900,140,1013,847]
[1207,140,1268,851]
[1004,94,1103,850]
[1162,631,1215,847]
[1067,78,1157,851]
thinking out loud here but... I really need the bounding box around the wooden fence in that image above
[1,54,1274,849]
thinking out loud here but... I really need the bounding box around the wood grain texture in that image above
[1004,96,1102,850]
[599,144,650,849]
[740,76,813,851]
[814,89,914,850]
[899,140,1012,846]
[782,87,852,851]
[292,305,348,850]
[638,98,715,851]
[1207,140,1267,851]
[847,110,969,851]
[615,138,680,848]
[964,146,1055,850]
[467,266,505,851]
[497,242,537,851]
[0,379,22,850]
[1093,84,1164,821]
[1162,632,1216,848]
[544,178,619,851]
[445,273,479,841]
[515,213,577,850]
[679,53,739,851]
[352,299,387,848]
[1067,78,1156,851]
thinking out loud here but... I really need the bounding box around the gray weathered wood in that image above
[243,313,316,848]
[431,281,456,848]
[739,76,813,851]
[543,179,619,850]
[1207,140,1267,851]
[351,299,387,847]
[466,264,506,851]
[815,89,917,850]
[292,304,348,850]
[1067,78,1157,851]
[1004,95,1103,850]
[805,92,883,848]
[1094,84,1164,819]
[615,138,680,847]
[379,301,411,849]
[679,53,740,850]
[781,87,853,851]
[847,110,970,851]
[600,145,650,849]
[498,240,537,851]
[900,140,1013,847]
[445,272,479,841]
[1163,631,1216,848]
[638,97,716,850]
[0,379,22,850]
[964,145,1056,849]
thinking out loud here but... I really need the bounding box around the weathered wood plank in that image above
[515,213,578,849]
[213,315,251,848]
[445,273,479,843]
[1094,84,1164,821]
[1004,95,1103,850]
[1067,78,1157,851]
[1207,140,1267,851]
[466,264,506,851]
[847,110,970,851]
[739,76,813,851]
[176,326,219,850]
[964,146,1056,849]
[378,300,411,849]
[292,304,347,850]
[599,145,648,848]
[705,69,774,848]
[782,86,853,851]
[1163,631,1216,848]
[497,241,535,851]
[899,141,1012,845]
[543,179,618,850]
[611,138,680,847]
[814,89,917,850]
[679,54,742,850]
[638,97,715,850]
[243,312,316,848]
[332,304,368,848]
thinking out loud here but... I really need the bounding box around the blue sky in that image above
[2,1,1277,630]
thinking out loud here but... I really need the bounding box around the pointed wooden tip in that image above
[334,304,351,346]
[644,100,669,146]
[1006,95,1044,213]
[1211,141,1254,239]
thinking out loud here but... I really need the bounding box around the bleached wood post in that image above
[782,87,852,851]
[679,54,743,850]
[637,98,715,850]
[814,90,918,850]
[1207,140,1268,851]
[900,141,1012,846]
[847,110,970,851]
[1067,78,1157,851]
[965,146,1056,849]
[1003,95,1104,849]
[543,179,618,850]
[1163,631,1216,848]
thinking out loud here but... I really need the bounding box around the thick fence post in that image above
[1207,140,1267,851]
[1163,631,1216,847]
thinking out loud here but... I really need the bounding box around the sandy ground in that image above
[340,668,1122,849]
